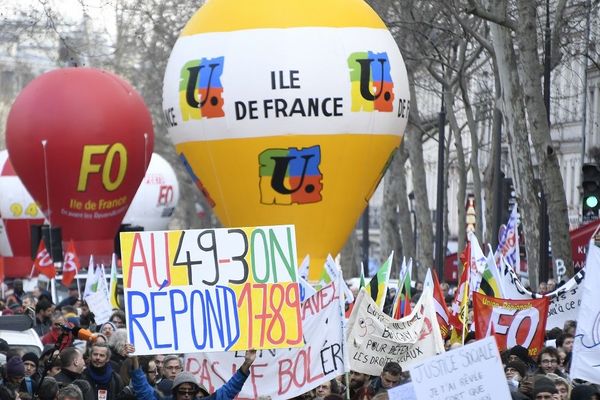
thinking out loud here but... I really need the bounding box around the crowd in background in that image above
[0,276,599,400]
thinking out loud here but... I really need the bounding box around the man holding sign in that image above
[127,344,257,400]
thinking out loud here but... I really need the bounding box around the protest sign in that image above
[85,290,112,324]
[347,287,445,375]
[120,225,303,355]
[409,336,511,400]
[473,292,549,358]
[388,382,417,400]
[498,259,584,330]
[571,243,600,384]
[184,279,348,400]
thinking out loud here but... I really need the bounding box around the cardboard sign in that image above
[409,336,512,400]
[473,292,549,358]
[347,287,445,375]
[120,225,303,355]
[184,279,348,399]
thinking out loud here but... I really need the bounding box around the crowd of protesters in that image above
[0,276,599,400]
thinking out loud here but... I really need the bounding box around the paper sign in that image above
[409,336,511,400]
[389,382,417,400]
[347,287,445,375]
[120,225,303,354]
[85,290,112,324]
[184,279,348,399]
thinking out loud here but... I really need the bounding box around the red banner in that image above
[473,292,549,358]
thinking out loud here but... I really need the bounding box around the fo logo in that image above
[179,56,225,120]
[259,146,322,205]
[348,52,394,112]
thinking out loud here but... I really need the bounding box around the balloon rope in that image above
[144,133,148,169]
[41,140,55,262]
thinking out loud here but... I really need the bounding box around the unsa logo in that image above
[179,56,225,120]
[348,51,394,112]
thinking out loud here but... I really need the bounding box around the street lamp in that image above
[408,191,417,258]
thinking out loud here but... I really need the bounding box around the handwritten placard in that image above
[120,225,303,355]
[408,336,511,400]
[184,279,347,399]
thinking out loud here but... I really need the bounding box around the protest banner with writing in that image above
[120,225,303,355]
[571,243,600,384]
[85,290,112,324]
[409,336,511,400]
[498,259,584,330]
[473,292,549,358]
[347,287,445,376]
[184,279,347,400]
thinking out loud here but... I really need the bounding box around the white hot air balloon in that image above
[123,153,180,231]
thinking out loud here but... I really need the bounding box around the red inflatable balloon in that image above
[6,68,154,262]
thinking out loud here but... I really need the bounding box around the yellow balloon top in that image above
[181,0,386,35]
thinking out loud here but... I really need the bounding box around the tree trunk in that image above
[445,89,468,253]
[395,143,418,279]
[406,68,435,278]
[380,149,404,278]
[340,230,361,278]
[515,1,574,278]
[460,74,484,242]
[490,0,540,288]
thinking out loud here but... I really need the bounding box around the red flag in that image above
[432,270,451,339]
[473,292,550,358]
[61,240,81,287]
[33,241,55,279]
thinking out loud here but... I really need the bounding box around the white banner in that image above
[409,336,511,400]
[571,243,600,384]
[184,279,348,400]
[498,258,584,330]
[346,287,445,375]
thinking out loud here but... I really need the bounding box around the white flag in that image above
[571,242,600,384]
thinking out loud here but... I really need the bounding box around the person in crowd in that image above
[83,343,123,400]
[508,345,538,373]
[354,362,402,399]
[56,285,80,310]
[532,376,558,400]
[127,343,256,400]
[0,386,18,400]
[72,379,94,400]
[536,347,568,378]
[79,302,95,331]
[34,299,54,336]
[37,376,60,400]
[21,294,36,314]
[157,355,181,396]
[41,311,68,346]
[1,356,25,392]
[107,329,128,370]
[505,359,527,392]
[57,384,84,400]
[570,384,600,400]
[557,333,574,355]
[564,320,577,337]
[547,279,557,293]
[99,322,116,340]
[109,311,126,329]
[153,354,164,384]
[19,353,40,395]
[313,379,339,399]
[546,373,571,400]
[348,371,369,399]
[55,348,86,386]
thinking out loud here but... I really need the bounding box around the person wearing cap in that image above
[0,356,25,392]
[126,344,256,400]
[533,376,559,400]
[505,359,527,392]
[19,352,40,395]
[57,284,81,310]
